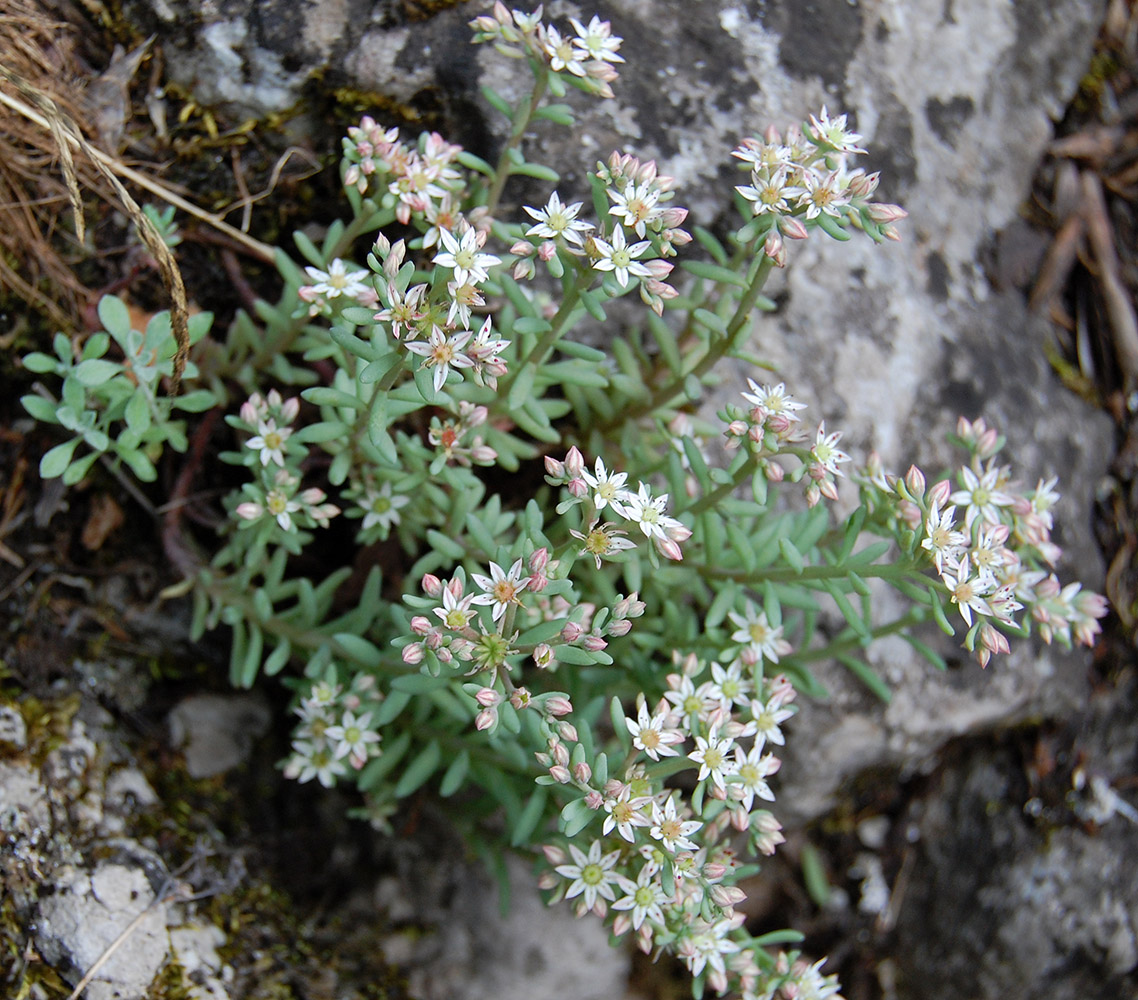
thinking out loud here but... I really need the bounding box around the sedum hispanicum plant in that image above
[22,4,1108,997]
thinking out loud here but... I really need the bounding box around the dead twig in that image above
[1081,170,1138,389]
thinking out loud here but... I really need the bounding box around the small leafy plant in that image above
[22,4,1107,997]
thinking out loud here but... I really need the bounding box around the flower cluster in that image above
[283,675,385,787]
[538,656,802,995]
[724,379,851,507]
[228,391,340,546]
[732,107,907,261]
[885,417,1108,666]
[511,151,691,315]
[469,4,624,98]
[547,446,693,562]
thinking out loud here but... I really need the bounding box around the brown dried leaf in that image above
[80,492,124,550]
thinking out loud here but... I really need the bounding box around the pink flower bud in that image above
[583,635,608,652]
[607,618,632,637]
[573,761,592,783]
[612,913,632,938]
[654,537,684,561]
[564,446,585,477]
[765,459,785,483]
[544,455,566,480]
[510,240,534,257]
[557,721,578,742]
[546,696,573,717]
[567,477,588,498]
[538,241,557,261]
[533,643,555,669]
[510,687,532,711]
[780,216,809,240]
[904,465,926,499]
[561,621,584,643]
[709,884,746,908]
[584,790,604,810]
[542,843,566,866]
[421,574,443,597]
[928,479,952,509]
[550,740,569,767]
[763,231,786,266]
[401,643,424,665]
[475,687,500,707]
[410,616,433,636]
[513,259,536,281]
[475,707,498,731]
[235,502,262,521]
[471,444,499,465]
[549,765,571,783]
[865,202,908,224]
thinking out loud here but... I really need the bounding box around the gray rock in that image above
[0,704,27,749]
[36,861,170,1000]
[376,841,629,1000]
[167,693,271,778]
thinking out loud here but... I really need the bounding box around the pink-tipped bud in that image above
[928,479,952,509]
[564,446,585,477]
[573,761,592,783]
[904,465,926,499]
[865,202,908,224]
[607,619,632,637]
[529,547,549,572]
[542,843,567,865]
[409,615,433,636]
[557,721,578,742]
[538,241,557,261]
[561,621,584,643]
[702,862,727,881]
[546,695,573,717]
[550,740,570,767]
[510,240,534,257]
[533,643,555,669]
[567,477,589,498]
[549,765,571,783]
[475,707,498,731]
[765,459,785,483]
[544,455,566,479]
[709,884,746,908]
[401,643,424,665]
[510,687,533,711]
[583,635,608,652]
[475,687,500,707]
[654,537,684,561]
[780,216,809,240]
[763,231,786,267]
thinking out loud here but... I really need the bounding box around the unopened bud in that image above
[573,761,592,783]
[475,707,498,731]
[927,479,952,509]
[904,465,926,499]
[709,884,746,908]
[546,695,573,716]
[564,446,585,477]
[557,721,578,742]
[475,687,500,707]
[583,635,608,652]
[561,621,585,643]
[607,618,632,637]
[401,643,424,664]
[549,765,571,783]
